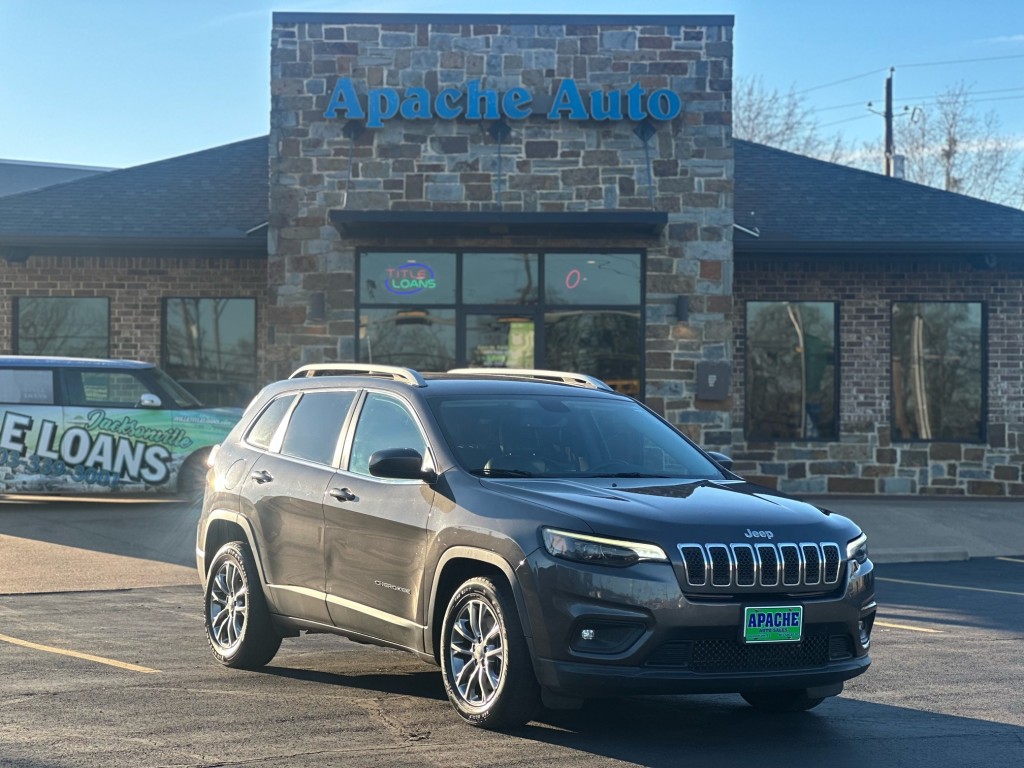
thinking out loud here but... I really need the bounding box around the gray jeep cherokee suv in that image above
[196,365,875,728]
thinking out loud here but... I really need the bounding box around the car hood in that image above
[478,476,861,543]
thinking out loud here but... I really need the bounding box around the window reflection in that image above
[359,308,456,371]
[544,254,641,305]
[467,314,535,368]
[16,297,109,357]
[543,311,641,396]
[892,302,983,442]
[463,253,538,305]
[163,298,256,407]
[746,301,837,440]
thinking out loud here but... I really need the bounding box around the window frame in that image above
[889,300,987,444]
[13,296,111,358]
[743,299,841,443]
[355,248,646,397]
[160,296,258,408]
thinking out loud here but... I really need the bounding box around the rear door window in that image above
[280,390,357,466]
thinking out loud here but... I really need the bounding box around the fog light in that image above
[859,620,871,649]
[568,621,645,654]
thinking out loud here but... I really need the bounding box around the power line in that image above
[793,68,888,96]
[819,113,875,129]
[895,52,1024,69]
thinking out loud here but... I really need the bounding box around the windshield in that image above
[150,367,203,408]
[428,394,726,480]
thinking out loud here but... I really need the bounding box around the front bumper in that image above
[518,549,875,698]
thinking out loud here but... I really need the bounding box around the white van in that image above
[0,356,241,496]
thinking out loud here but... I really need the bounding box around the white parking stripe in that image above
[996,557,1024,565]
[0,633,158,673]
[877,576,1024,598]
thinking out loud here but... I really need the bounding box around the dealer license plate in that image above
[743,605,803,643]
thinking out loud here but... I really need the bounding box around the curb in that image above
[871,547,970,565]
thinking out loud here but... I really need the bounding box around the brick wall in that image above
[730,255,1024,496]
[0,251,267,368]
[268,14,735,443]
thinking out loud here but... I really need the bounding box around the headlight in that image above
[846,533,868,564]
[542,528,668,568]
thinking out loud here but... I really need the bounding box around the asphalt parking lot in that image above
[1,499,1023,767]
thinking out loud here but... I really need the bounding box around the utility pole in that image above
[884,68,894,177]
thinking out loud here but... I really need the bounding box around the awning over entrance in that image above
[328,210,668,239]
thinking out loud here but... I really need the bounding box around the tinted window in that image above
[246,395,296,450]
[15,297,109,357]
[349,394,426,476]
[892,302,984,442]
[463,253,538,304]
[746,301,838,440]
[0,369,55,404]
[66,371,151,407]
[280,391,356,465]
[544,254,641,305]
[163,298,257,407]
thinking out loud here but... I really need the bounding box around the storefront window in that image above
[544,253,641,305]
[357,251,643,393]
[746,301,837,440]
[466,314,535,368]
[544,310,642,396]
[463,253,538,304]
[359,252,456,305]
[162,298,257,407]
[358,308,457,371]
[15,297,109,358]
[891,302,984,442]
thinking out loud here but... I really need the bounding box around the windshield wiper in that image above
[582,472,671,478]
[472,468,536,478]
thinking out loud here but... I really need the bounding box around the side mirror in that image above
[706,451,734,471]
[138,393,162,409]
[369,448,437,483]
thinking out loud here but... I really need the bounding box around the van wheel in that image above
[178,451,209,502]
[204,542,281,669]
[741,689,827,712]
[441,577,540,729]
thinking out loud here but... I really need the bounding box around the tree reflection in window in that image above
[746,301,837,440]
[163,298,256,407]
[15,297,109,357]
[892,302,983,442]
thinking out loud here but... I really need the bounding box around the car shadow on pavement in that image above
[517,695,1024,767]
[0,496,199,567]
[260,664,448,702]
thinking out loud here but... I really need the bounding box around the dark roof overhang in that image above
[735,239,1024,257]
[329,210,668,239]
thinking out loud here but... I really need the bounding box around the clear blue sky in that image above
[2,0,1022,168]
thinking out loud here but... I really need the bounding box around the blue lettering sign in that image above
[321,78,683,126]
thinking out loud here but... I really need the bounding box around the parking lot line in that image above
[996,557,1024,565]
[875,621,944,634]
[0,633,159,673]
[876,577,1024,598]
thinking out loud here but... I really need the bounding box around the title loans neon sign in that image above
[385,263,436,295]
[324,78,682,129]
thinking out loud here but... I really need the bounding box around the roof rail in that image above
[289,363,426,387]
[447,367,613,391]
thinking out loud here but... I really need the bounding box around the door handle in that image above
[329,487,357,502]
[250,469,273,484]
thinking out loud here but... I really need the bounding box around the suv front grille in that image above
[677,542,842,592]
[645,635,833,673]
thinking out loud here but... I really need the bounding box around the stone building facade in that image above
[267,12,736,444]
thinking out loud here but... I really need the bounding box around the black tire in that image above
[178,451,210,503]
[741,689,828,712]
[204,541,281,669]
[440,576,541,729]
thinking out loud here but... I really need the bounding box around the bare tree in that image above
[893,82,1024,207]
[733,75,850,163]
